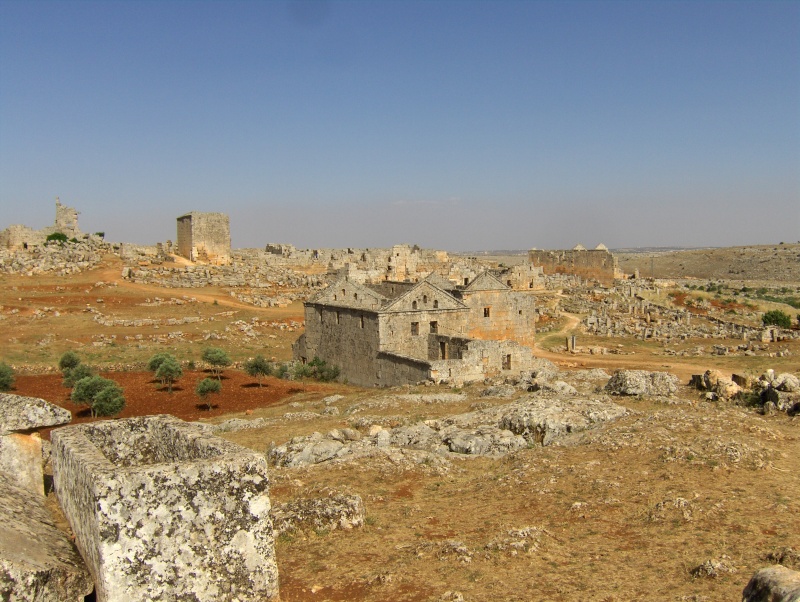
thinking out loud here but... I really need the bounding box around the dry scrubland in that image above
[3,247,799,601]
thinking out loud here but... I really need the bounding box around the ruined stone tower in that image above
[176,212,231,265]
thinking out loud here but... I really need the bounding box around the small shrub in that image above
[763,309,792,329]
[58,350,81,373]
[0,363,14,391]
[46,232,67,243]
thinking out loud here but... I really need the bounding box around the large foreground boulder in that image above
[0,393,71,434]
[742,565,800,602]
[604,370,679,397]
[0,473,94,601]
[52,415,279,602]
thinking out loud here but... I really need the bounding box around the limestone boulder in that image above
[604,370,679,397]
[0,473,94,601]
[0,394,71,435]
[775,373,800,393]
[742,565,800,602]
[440,425,526,456]
[271,493,365,535]
[499,397,628,446]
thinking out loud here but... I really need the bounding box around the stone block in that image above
[0,472,94,601]
[51,415,278,602]
[0,393,71,435]
[0,433,44,495]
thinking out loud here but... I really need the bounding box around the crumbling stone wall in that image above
[176,212,231,265]
[529,246,622,285]
[1,199,84,250]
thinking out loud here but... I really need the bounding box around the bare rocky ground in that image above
[2,247,799,601]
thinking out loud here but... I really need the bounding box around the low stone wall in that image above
[51,415,278,602]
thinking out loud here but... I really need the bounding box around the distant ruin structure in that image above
[529,244,622,285]
[294,271,536,387]
[176,212,231,265]
[0,198,85,250]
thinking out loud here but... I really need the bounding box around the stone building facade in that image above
[294,271,536,387]
[0,198,84,250]
[176,212,231,265]
[529,244,622,285]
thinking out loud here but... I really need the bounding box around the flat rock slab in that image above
[0,472,94,601]
[0,393,72,435]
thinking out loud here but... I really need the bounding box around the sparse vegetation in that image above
[292,357,341,382]
[762,309,792,329]
[46,232,68,243]
[0,362,14,391]
[58,350,81,373]
[63,363,95,387]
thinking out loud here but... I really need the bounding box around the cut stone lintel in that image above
[51,415,278,602]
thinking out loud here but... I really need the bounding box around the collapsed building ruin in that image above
[529,244,622,285]
[0,198,86,250]
[176,212,231,265]
[293,271,537,387]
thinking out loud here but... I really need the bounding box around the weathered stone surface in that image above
[604,370,679,396]
[51,415,278,602]
[742,565,800,602]
[0,433,44,495]
[498,398,628,446]
[530,380,578,396]
[0,393,71,435]
[440,425,526,456]
[271,492,365,535]
[0,472,94,601]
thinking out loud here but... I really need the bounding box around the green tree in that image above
[195,377,221,410]
[58,351,81,373]
[46,232,67,243]
[202,347,231,381]
[71,376,124,417]
[0,363,14,391]
[63,363,95,388]
[155,356,183,393]
[244,356,272,387]
[92,383,125,416]
[763,309,792,329]
[147,352,172,373]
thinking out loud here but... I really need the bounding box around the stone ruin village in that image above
[0,199,799,601]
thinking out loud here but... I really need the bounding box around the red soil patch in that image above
[12,371,332,437]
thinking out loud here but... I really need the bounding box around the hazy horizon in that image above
[1,1,798,251]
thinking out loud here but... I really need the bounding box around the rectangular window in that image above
[411,322,419,335]
[429,321,438,333]
[483,307,491,318]
[360,315,365,328]
[502,354,512,370]
[336,312,340,324]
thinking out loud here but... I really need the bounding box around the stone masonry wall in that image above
[176,212,231,265]
[529,248,621,285]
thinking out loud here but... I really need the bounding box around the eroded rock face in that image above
[51,415,278,602]
[498,398,628,446]
[742,565,800,602]
[604,370,679,397]
[0,394,71,435]
[0,473,93,601]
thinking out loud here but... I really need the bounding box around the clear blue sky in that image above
[1,1,798,251]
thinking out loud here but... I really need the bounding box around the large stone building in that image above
[529,244,622,285]
[0,198,84,250]
[293,271,536,387]
[176,212,231,265]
